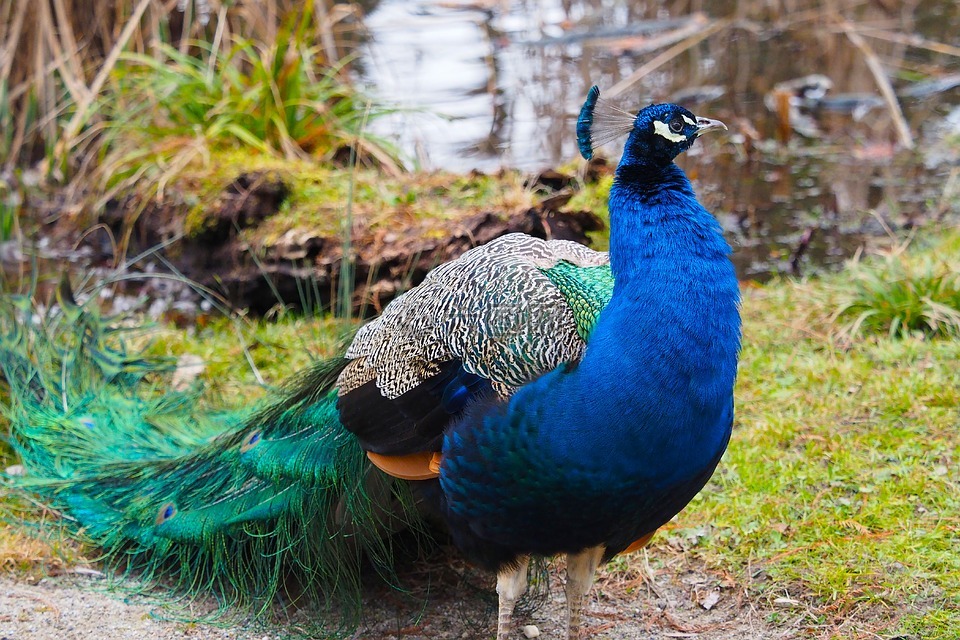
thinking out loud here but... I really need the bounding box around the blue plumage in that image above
[437,99,738,639]
[1,89,739,640]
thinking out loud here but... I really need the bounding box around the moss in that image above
[177,152,540,245]
[565,173,612,250]
[180,152,345,238]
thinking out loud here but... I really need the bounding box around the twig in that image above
[640,548,664,599]
[0,0,27,83]
[49,0,87,89]
[853,26,960,59]
[790,226,816,276]
[8,590,61,618]
[178,0,193,54]
[934,166,959,222]
[836,18,914,149]
[38,0,92,108]
[314,0,340,64]
[50,566,106,578]
[0,0,28,168]
[606,18,731,100]
[207,5,228,81]
[597,13,711,55]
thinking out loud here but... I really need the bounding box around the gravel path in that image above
[0,561,793,640]
[0,577,276,640]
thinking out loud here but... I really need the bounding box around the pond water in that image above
[357,0,960,277]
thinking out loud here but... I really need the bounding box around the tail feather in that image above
[240,417,339,485]
[0,290,424,621]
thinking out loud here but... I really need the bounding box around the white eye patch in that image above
[653,120,688,143]
[681,114,696,126]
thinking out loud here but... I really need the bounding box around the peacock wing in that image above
[335,233,613,459]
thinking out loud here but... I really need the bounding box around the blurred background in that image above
[1,0,959,296]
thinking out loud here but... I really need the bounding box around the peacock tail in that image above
[0,282,422,621]
[1,91,740,640]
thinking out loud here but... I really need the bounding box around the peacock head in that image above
[625,103,725,166]
[577,86,725,167]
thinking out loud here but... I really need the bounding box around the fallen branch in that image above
[853,26,960,59]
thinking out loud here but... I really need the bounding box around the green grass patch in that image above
[668,275,960,636]
[141,312,349,396]
[830,235,960,340]
[97,5,402,202]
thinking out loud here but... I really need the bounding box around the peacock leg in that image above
[495,556,530,640]
[564,546,605,640]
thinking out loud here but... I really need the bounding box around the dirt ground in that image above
[0,554,808,640]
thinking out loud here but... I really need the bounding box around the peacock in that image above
[0,87,740,639]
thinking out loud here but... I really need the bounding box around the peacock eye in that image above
[240,429,263,453]
[155,502,177,526]
[669,117,684,134]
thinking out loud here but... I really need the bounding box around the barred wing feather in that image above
[336,234,612,457]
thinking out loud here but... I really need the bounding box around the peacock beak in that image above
[695,117,727,136]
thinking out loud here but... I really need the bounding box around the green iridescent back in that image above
[540,262,614,341]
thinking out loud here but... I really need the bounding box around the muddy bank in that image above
[94,168,605,316]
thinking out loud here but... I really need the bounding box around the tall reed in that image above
[0,0,362,173]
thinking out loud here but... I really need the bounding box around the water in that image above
[358,0,960,277]
[10,1,959,310]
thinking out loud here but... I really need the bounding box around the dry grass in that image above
[0,495,88,577]
[0,525,73,576]
[0,0,363,172]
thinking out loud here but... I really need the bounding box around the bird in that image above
[0,87,740,639]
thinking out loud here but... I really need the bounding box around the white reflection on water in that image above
[359,0,594,172]
[358,0,960,176]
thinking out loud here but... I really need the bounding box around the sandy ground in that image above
[0,576,268,640]
[0,558,802,640]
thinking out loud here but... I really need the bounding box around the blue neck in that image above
[608,162,732,289]
[526,159,741,483]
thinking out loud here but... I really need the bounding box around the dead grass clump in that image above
[1,0,364,172]
[0,522,87,578]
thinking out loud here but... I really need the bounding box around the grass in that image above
[1,234,958,637]
[0,174,20,242]
[830,235,960,340]
[142,312,349,395]
[662,273,960,637]
[98,26,402,200]
[0,0,397,249]
[0,494,84,578]
[1,0,368,172]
